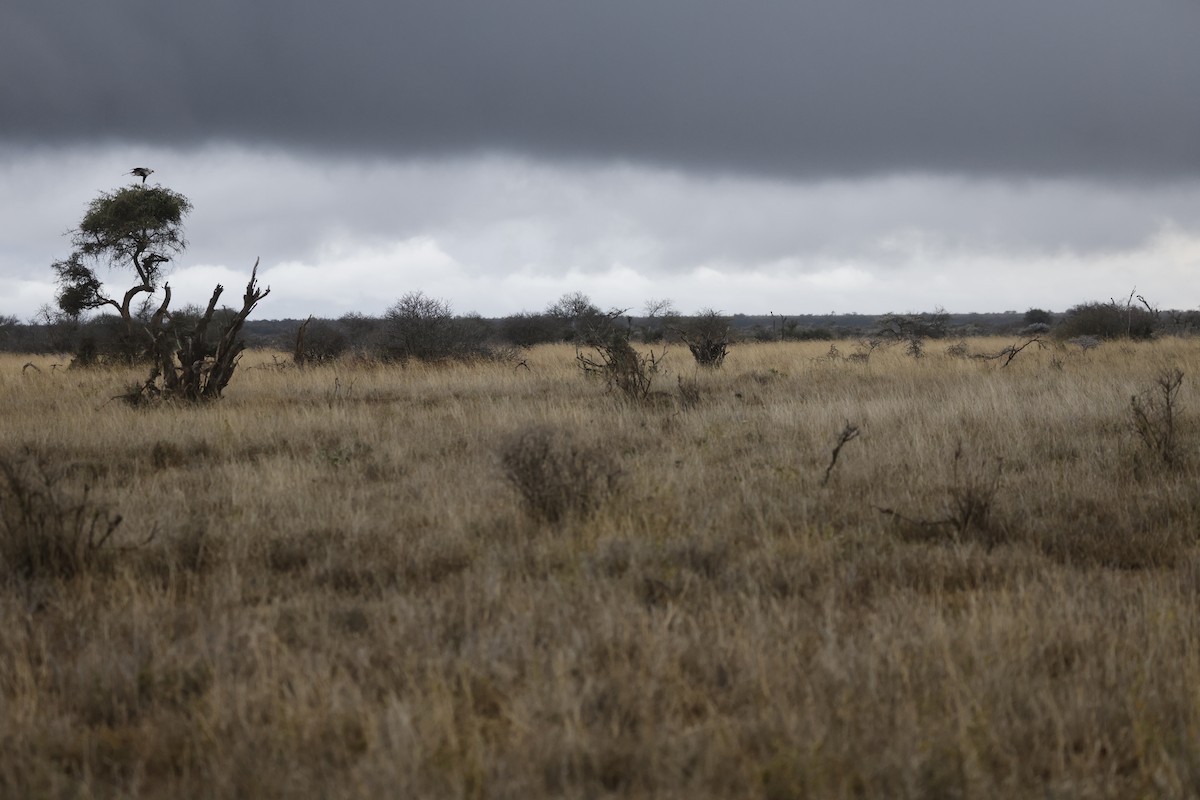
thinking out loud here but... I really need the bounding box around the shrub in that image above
[1130,368,1184,466]
[547,291,622,345]
[678,310,732,368]
[0,451,123,582]
[499,427,622,523]
[577,332,663,403]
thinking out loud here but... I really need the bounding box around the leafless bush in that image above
[1130,368,1184,466]
[381,291,500,365]
[0,451,123,582]
[577,333,664,403]
[676,309,731,368]
[499,427,623,524]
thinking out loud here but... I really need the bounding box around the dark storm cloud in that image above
[4,1,1198,178]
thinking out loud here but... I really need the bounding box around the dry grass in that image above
[2,337,1200,798]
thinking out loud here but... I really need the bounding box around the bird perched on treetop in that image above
[129,167,154,184]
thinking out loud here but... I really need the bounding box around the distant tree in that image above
[875,309,950,340]
[381,291,494,363]
[382,291,453,363]
[1024,308,1054,326]
[547,291,626,346]
[547,291,600,321]
[639,298,679,343]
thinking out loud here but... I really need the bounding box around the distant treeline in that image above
[3,293,1199,360]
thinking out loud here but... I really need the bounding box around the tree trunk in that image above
[128,260,269,403]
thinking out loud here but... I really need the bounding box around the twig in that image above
[821,421,861,487]
[970,336,1046,367]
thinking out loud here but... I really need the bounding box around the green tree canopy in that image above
[53,185,192,319]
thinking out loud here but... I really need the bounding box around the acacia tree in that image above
[53,185,192,332]
[50,181,268,401]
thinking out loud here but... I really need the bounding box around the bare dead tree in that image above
[126,260,270,403]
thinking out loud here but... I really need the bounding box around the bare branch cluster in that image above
[0,450,123,582]
[577,332,664,403]
[969,336,1047,367]
[126,261,271,403]
[675,309,731,368]
[1130,368,1184,466]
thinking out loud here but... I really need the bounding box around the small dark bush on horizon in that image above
[875,310,951,341]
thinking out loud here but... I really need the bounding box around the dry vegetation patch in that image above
[3,339,1200,797]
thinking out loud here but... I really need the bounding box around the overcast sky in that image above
[2,1,1199,319]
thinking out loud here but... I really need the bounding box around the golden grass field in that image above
[3,337,1200,798]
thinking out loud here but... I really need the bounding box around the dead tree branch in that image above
[821,421,861,487]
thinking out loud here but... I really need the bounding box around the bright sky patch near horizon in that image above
[2,2,1198,320]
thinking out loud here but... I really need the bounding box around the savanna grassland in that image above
[3,338,1200,799]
